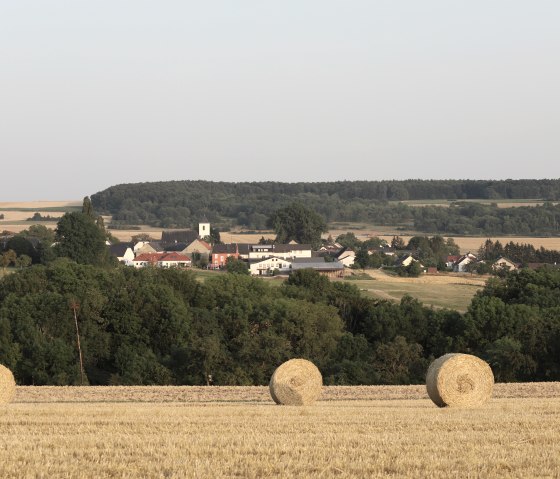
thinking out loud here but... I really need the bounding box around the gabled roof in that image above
[249,255,292,265]
[455,253,477,265]
[189,239,212,251]
[134,252,191,263]
[291,259,344,271]
[161,230,199,245]
[212,243,239,254]
[164,243,189,252]
[109,244,133,257]
[137,241,164,252]
[337,248,355,259]
[159,252,191,262]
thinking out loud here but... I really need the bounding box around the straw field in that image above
[1,384,559,478]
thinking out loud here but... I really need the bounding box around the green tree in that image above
[269,203,327,249]
[485,337,536,382]
[373,336,425,384]
[82,196,95,218]
[225,257,249,275]
[54,212,111,266]
[336,232,361,250]
[15,254,32,269]
[0,249,17,273]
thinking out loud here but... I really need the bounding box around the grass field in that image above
[1,384,559,478]
[342,270,486,311]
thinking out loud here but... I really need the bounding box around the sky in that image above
[1,1,559,200]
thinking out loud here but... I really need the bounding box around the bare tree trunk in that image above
[71,301,85,386]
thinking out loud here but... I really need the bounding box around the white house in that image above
[396,254,417,268]
[337,249,356,267]
[132,252,191,269]
[453,253,478,273]
[492,257,518,272]
[247,244,312,261]
[249,256,293,275]
[109,244,135,264]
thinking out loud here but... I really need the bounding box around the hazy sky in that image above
[1,1,559,200]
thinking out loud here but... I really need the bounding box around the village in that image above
[107,219,532,277]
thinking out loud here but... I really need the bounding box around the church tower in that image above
[198,216,210,238]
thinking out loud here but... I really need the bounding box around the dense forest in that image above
[1,262,559,386]
[91,180,560,235]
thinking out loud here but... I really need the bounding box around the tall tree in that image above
[54,212,111,266]
[268,203,327,249]
[82,196,95,218]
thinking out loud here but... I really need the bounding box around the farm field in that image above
[0,201,81,233]
[398,198,555,208]
[1,384,559,478]
[342,270,486,312]
[3,199,560,255]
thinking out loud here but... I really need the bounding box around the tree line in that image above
[1,260,559,386]
[90,180,560,235]
[477,239,560,264]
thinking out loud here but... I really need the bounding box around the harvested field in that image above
[1,384,559,478]
[0,201,80,232]
[343,270,486,311]
[0,201,81,210]
[12,382,560,403]
[374,235,560,254]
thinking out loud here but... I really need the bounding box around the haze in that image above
[1,1,559,201]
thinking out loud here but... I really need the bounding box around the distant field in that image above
[399,199,555,208]
[342,270,486,311]
[0,201,80,232]
[1,384,559,478]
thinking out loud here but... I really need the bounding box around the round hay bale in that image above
[269,359,322,406]
[0,364,16,404]
[426,353,494,408]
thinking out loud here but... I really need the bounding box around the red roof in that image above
[134,252,191,263]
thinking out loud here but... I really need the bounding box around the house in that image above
[395,254,417,268]
[247,244,312,261]
[211,244,241,269]
[161,220,211,247]
[249,256,293,275]
[109,243,135,264]
[132,252,191,269]
[134,241,164,256]
[183,239,212,261]
[453,253,478,273]
[445,255,461,269]
[492,257,518,272]
[161,230,199,246]
[337,248,356,267]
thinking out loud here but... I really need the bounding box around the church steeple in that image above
[198,216,210,238]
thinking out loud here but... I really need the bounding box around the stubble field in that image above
[1,384,559,478]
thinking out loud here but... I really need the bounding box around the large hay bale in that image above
[0,364,16,404]
[269,359,322,406]
[426,353,494,408]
